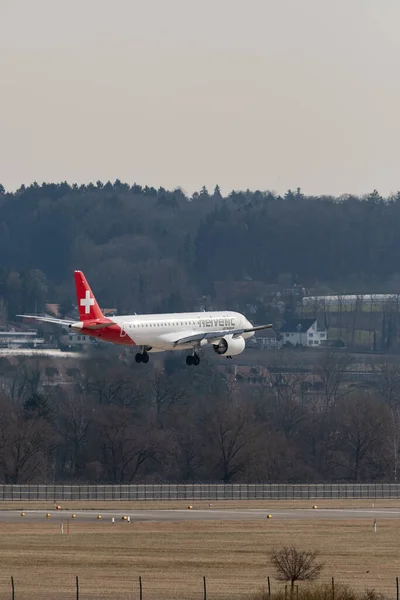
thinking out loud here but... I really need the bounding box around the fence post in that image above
[203,575,207,600]
[11,576,15,600]
[396,576,399,600]
[268,576,271,599]
[139,576,143,600]
[76,575,79,600]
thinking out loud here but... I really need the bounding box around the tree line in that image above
[0,349,399,484]
[1,182,400,322]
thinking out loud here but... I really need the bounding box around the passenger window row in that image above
[127,321,196,329]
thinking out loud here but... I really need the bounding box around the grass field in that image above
[327,328,373,345]
[0,502,399,599]
[0,498,399,510]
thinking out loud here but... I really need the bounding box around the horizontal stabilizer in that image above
[17,315,75,326]
[19,315,115,331]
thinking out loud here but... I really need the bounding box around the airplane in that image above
[19,271,273,366]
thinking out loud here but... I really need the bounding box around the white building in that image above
[59,332,98,351]
[303,294,400,308]
[280,318,327,347]
[0,329,44,349]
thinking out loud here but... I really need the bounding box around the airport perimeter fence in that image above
[1,483,400,501]
[2,575,400,600]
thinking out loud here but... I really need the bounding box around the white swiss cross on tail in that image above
[74,271,104,321]
[80,290,94,314]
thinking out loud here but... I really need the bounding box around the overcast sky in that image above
[1,0,400,196]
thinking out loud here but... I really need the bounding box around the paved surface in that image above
[3,508,400,523]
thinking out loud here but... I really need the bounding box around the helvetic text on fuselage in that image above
[198,318,235,328]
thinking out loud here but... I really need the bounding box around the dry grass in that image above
[0,498,399,511]
[251,587,391,600]
[0,516,398,600]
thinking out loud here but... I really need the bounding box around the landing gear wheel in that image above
[135,352,149,364]
[186,354,200,366]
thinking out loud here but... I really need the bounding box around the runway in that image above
[3,508,400,523]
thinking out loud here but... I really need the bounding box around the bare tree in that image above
[373,359,400,407]
[164,410,204,481]
[151,371,187,428]
[0,399,55,483]
[330,394,387,481]
[268,391,307,441]
[84,360,145,407]
[270,546,324,594]
[8,360,42,402]
[205,399,261,483]
[96,406,156,483]
[55,392,95,478]
[314,350,354,406]
[384,404,400,482]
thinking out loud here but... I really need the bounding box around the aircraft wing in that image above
[17,315,75,327]
[174,323,273,346]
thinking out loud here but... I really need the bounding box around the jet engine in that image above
[213,334,246,356]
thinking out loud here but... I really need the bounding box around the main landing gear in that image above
[135,352,149,364]
[186,353,200,366]
[135,350,200,366]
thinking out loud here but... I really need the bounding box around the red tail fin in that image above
[74,271,104,321]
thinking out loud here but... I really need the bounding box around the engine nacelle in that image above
[213,335,246,356]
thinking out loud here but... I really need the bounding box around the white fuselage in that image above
[109,310,253,352]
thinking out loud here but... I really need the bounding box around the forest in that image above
[0,349,399,485]
[1,182,400,323]
[1,181,400,484]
